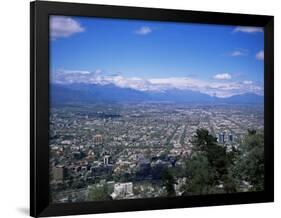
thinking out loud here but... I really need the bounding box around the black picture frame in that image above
[30,1,274,217]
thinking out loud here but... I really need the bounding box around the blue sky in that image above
[50,16,264,97]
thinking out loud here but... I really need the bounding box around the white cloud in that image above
[230,51,244,56]
[256,50,264,61]
[243,80,253,85]
[52,69,263,98]
[234,26,263,33]
[134,26,152,35]
[213,73,232,80]
[148,77,262,97]
[149,77,204,91]
[228,49,248,57]
[94,69,103,74]
[50,16,84,39]
[111,76,152,91]
[59,70,90,75]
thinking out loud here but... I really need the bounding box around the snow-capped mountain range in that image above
[52,70,264,99]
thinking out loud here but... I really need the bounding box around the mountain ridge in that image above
[50,83,264,105]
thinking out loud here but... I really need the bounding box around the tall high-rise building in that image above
[111,182,134,199]
[103,155,110,165]
[218,132,225,143]
[229,133,233,142]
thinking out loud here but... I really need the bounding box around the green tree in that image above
[87,184,112,201]
[184,128,237,195]
[234,130,264,191]
[184,154,218,195]
[162,169,176,197]
[192,129,231,181]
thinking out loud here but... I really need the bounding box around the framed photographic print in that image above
[30,1,274,217]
